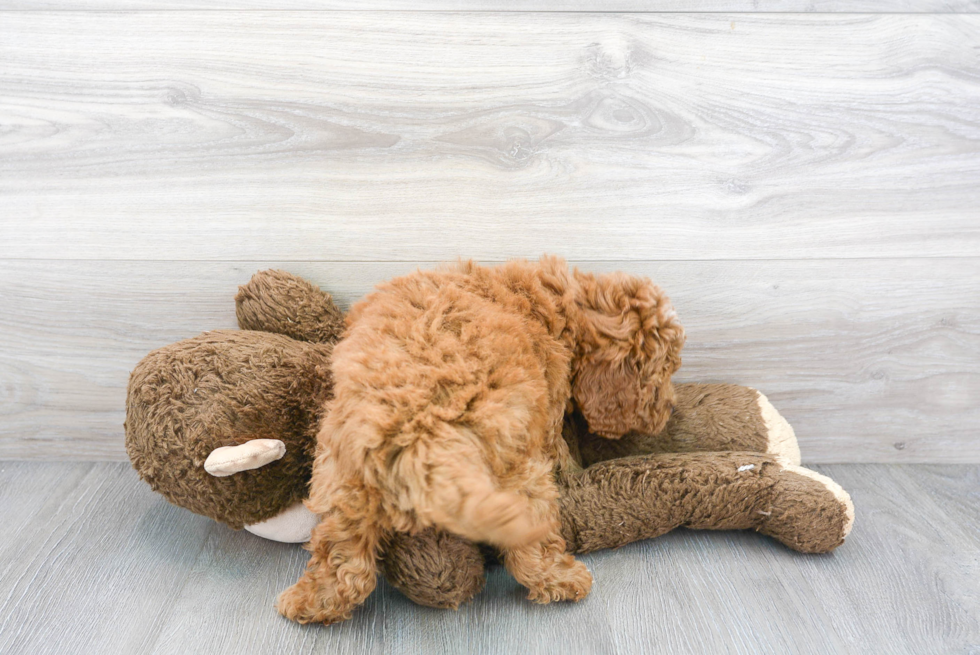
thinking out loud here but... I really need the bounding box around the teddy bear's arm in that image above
[235,269,345,344]
[575,384,801,467]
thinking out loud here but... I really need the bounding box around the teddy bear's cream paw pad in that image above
[245,502,320,543]
[204,438,286,477]
[756,391,802,467]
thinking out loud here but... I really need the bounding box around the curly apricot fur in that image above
[278,257,683,624]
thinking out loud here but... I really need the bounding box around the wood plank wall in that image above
[1,6,978,462]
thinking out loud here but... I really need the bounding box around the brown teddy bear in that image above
[125,270,854,610]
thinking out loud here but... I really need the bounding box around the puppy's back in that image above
[327,262,565,546]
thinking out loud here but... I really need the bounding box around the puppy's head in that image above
[570,270,684,439]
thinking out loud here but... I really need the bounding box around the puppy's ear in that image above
[572,357,638,439]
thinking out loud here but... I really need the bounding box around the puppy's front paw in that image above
[526,558,593,604]
[276,576,353,625]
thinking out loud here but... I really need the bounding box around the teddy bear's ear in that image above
[235,269,345,343]
[204,439,286,477]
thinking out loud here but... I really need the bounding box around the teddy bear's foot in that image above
[758,464,855,553]
[382,528,487,609]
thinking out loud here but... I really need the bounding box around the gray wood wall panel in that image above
[2,259,977,462]
[2,13,979,261]
[0,462,976,654]
[1,11,977,463]
[1,2,978,11]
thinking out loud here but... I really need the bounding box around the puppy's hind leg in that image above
[277,475,383,625]
[502,465,593,604]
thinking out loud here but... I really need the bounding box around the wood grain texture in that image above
[0,462,216,655]
[906,464,980,544]
[2,13,979,261]
[785,464,980,654]
[2,1,978,10]
[0,462,975,654]
[1,258,977,462]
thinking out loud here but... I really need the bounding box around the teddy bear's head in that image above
[125,330,333,532]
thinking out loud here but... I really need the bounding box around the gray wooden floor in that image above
[0,462,976,655]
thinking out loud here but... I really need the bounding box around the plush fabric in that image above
[126,270,345,529]
[558,452,851,554]
[235,268,345,343]
[125,330,333,529]
[577,383,769,464]
[380,529,489,610]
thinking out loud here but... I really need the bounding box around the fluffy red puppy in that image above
[278,256,685,624]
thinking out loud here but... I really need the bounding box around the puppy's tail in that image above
[450,487,551,548]
[408,439,552,548]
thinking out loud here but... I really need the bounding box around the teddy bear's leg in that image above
[236,269,345,343]
[558,452,852,555]
[381,528,487,609]
[574,384,801,467]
